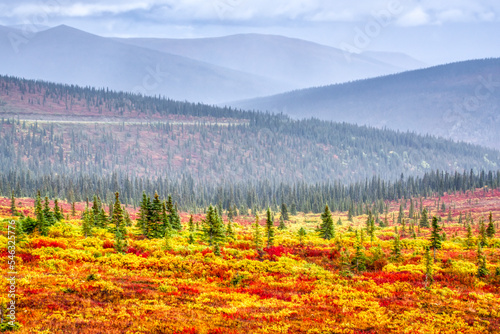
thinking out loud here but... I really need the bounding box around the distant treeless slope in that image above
[116,34,425,89]
[0,25,290,104]
[232,58,500,150]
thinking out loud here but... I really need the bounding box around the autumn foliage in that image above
[1,189,500,333]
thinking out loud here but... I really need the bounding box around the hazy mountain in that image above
[232,58,500,150]
[361,51,427,70]
[116,34,424,89]
[0,25,290,104]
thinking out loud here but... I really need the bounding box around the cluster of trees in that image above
[17,191,65,236]
[136,193,181,239]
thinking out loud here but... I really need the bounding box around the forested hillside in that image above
[1,75,500,214]
[1,75,499,187]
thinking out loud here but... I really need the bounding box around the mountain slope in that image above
[1,75,499,185]
[116,34,424,89]
[231,58,500,150]
[0,25,290,103]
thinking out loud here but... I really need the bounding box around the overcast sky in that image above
[1,0,499,64]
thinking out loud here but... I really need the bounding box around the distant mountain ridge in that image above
[0,24,427,104]
[0,25,291,104]
[117,33,426,89]
[231,58,500,150]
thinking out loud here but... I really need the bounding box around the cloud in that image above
[396,7,430,26]
[1,0,499,27]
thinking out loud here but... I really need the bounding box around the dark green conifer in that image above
[486,212,495,238]
[35,191,48,236]
[298,227,306,245]
[53,199,63,221]
[253,214,263,251]
[43,197,56,226]
[281,203,289,221]
[477,244,489,278]
[202,205,225,246]
[429,216,442,262]
[278,215,286,230]
[479,218,487,247]
[226,219,235,241]
[319,204,335,240]
[265,208,275,248]
[10,191,16,216]
[391,233,402,262]
[420,208,429,228]
[81,208,93,238]
[112,192,127,253]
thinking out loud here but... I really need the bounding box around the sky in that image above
[1,0,499,64]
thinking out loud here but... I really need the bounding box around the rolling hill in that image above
[1,75,499,187]
[231,58,500,150]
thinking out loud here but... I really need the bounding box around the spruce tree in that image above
[319,204,335,240]
[366,211,375,244]
[124,210,133,227]
[420,208,429,228]
[10,191,16,216]
[466,223,474,250]
[112,192,127,253]
[187,215,195,243]
[281,203,290,221]
[265,208,275,248]
[226,219,235,241]
[164,224,173,251]
[429,216,442,262]
[34,192,48,236]
[202,205,225,247]
[391,233,402,262]
[137,192,150,236]
[148,192,162,238]
[353,242,366,272]
[171,204,182,230]
[43,197,56,226]
[397,203,403,225]
[477,244,489,278]
[290,203,297,216]
[188,215,195,233]
[278,215,286,230]
[298,227,306,245]
[227,204,234,220]
[53,199,63,221]
[213,243,221,256]
[166,196,181,230]
[81,208,93,238]
[253,214,263,252]
[71,202,76,217]
[486,212,495,238]
[479,218,487,247]
[91,195,101,222]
